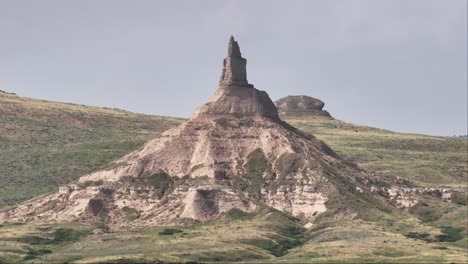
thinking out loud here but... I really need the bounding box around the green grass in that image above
[159,228,183,235]
[225,208,256,221]
[242,148,271,198]
[0,222,93,263]
[1,213,465,263]
[0,92,183,207]
[281,114,467,188]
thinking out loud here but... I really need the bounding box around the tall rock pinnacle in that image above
[219,36,251,87]
[0,36,374,232]
[192,36,279,120]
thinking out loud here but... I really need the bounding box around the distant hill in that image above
[275,95,467,188]
[0,91,183,207]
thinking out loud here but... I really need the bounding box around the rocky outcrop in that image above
[371,186,463,208]
[0,37,377,229]
[192,36,279,121]
[275,95,331,117]
[219,36,250,87]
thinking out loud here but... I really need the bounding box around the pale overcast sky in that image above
[0,0,466,136]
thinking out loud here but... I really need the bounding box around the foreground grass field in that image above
[0,208,466,263]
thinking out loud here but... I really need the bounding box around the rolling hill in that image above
[0,90,182,207]
[0,90,466,263]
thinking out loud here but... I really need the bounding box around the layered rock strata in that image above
[0,37,373,229]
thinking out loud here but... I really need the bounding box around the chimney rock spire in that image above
[220,36,250,86]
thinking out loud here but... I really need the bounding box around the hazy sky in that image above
[0,0,466,136]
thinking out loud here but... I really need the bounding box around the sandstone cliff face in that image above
[0,37,376,229]
[1,115,356,229]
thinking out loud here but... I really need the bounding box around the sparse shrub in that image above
[436,226,464,242]
[373,248,406,257]
[23,248,52,260]
[16,228,89,247]
[405,232,432,242]
[215,118,231,128]
[242,236,302,257]
[226,208,255,221]
[408,200,444,222]
[275,152,304,177]
[122,206,140,221]
[50,228,88,244]
[308,252,320,258]
[147,172,174,198]
[451,192,467,205]
[241,149,271,198]
[102,162,128,171]
[239,118,254,127]
[159,228,183,235]
[277,224,305,237]
[76,180,104,188]
[17,235,51,245]
[432,246,448,250]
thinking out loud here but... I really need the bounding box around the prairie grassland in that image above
[0,210,466,263]
[282,114,467,188]
[0,92,183,207]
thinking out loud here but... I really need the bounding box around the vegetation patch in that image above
[23,248,53,260]
[242,236,302,257]
[451,192,467,205]
[181,250,266,262]
[0,93,182,207]
[76,180,104,188]
[102,162,128,171]
[241,210,306,257]
[436,226,464,242]
[126,172,174,199]
[239,118,254,127]
[409,199,445,222]
[373,248,407,258]
[147,172,174,198]
[15,228,89,246]
[275,152,304,177]
[95,258,163,264]
[307,252,320,258]
[159,228,183,235]
[122,206,140,221]
[226,208,255,221]
[405,232,432,242]
[215,118,236,128]
[241,149,271,198]
[49,228,90,244]
[16,235,51,245]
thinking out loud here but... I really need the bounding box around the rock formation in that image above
[219,36,250,87]
[192,36,279,121]
[275,95,331,117]
[0,37,380,229]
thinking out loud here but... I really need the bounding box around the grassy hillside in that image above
[0,91,183,207]
[0,92,466,263]
[281,114,467,188]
